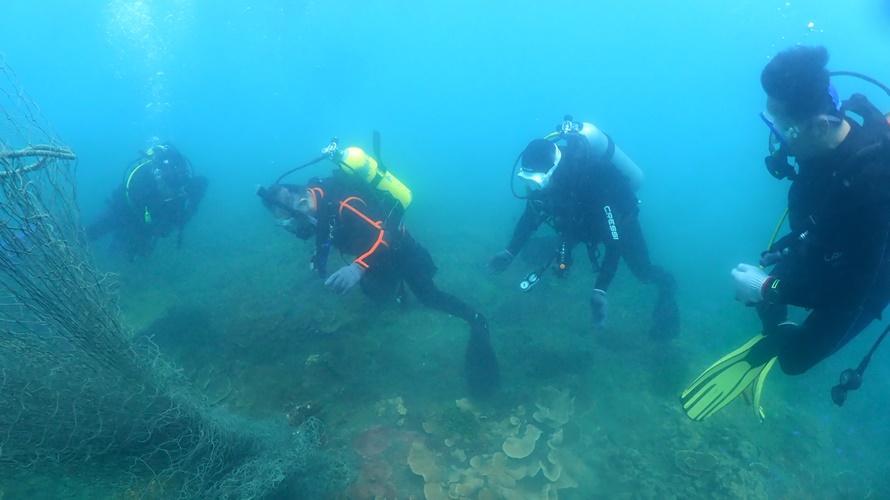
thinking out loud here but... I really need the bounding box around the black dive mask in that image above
[759,112,798,181]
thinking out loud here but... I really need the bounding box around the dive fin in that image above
[751,356,777,422]
[680,333,777,421]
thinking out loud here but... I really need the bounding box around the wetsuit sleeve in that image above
[337,196,392,270]
[506,202,546,256]
[765,215,890,309]
[594,242,620,291]
[765,161,890,309]
[593,176,640,292]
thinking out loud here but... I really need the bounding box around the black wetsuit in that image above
[758,115,890,374]
[87,152,207,260]
[505,141,679,338]
[306,172,481,325]
[293,171,499,396]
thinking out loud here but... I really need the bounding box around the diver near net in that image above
[86,142,208,261]
[257,136,500,398]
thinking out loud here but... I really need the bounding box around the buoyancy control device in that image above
[548,116,644,192]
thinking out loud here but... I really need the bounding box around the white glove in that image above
[325,262,365,295]
[731,263,769,303]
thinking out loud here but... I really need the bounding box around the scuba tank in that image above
[272,135,413,210]
[335,145,413,209]
[553,117,645,192]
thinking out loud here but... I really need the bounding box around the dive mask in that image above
[759,111,843,152]
[759,111,796,150]
[760,84,843,152]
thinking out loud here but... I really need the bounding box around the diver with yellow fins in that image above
[256,133,500,397]
[681,46,890,422]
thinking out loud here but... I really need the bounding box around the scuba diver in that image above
[256,136,499,398]
[682,45,890,421]
[488,116,680,339]
[86,143,208,261]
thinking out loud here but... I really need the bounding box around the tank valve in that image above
[321,137,339,157]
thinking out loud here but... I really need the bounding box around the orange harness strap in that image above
[308,187,324,208]
[339,196,386,269]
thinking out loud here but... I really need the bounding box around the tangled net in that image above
[0,56,342,498]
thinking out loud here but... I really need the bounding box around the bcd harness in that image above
[124,145,194,225]
[310,182,398,278]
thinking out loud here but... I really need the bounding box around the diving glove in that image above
[650,290,680,340]
[590,288,607,328]
[487,250,514,274]
[325,262,365,295]
[731,263,769,304]
[466,313,500,398]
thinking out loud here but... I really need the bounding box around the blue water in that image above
[3,0,890,497]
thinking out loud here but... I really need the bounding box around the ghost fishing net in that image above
[0,56,344,498]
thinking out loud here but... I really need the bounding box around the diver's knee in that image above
[648,266,676,293]
[777,354,816,376]
[776,325,819,375]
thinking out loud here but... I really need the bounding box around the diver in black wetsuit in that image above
[87,143,208,261]
[488,120,679,339]
[258,168,499,397]
[681,47,890,422]
[732,46,890,379]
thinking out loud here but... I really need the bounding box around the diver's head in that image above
[149,144,190,195]
[760,46,847,157]
[517,139,561,189]
[259,184,318,239]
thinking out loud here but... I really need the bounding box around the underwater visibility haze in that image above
[2,0,890,498]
